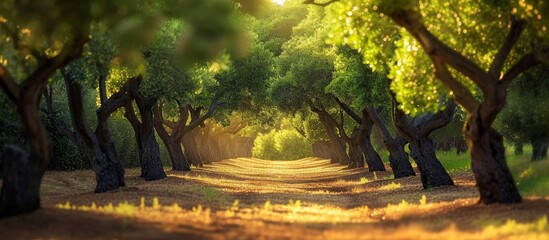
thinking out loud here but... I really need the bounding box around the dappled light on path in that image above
[2,158,549,239]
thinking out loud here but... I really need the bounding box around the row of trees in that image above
[0,0,548,218]
[0,0,273,216]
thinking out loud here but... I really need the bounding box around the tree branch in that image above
[365,106,394,143]
[124,102,142,131]
[388,9,493,92]
[302,0,340,7]
[97,76,140,116]
[500,50,544,89]
[180,99,221,138]
[418,100,456,136]
[431,59,479,112]
[152,102,171,141]
[488,16,526,77]
[333,95,362,124]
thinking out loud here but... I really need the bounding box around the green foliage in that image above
[270,6,336,113]
[44,77,97,170]
[328,0,549,115]
[498,64,549,145]
[327,46,389,110]
[252,129,312,160]
[251,0,308,55]
[109,116,140,168]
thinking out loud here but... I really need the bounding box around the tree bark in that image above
[152,102,191,171]
[393,96,455,188]
[124,95,166,181]
[466,115,522,203]
[358,113,386,171]
[0,34,88,217]
[63,73,127,193]
[317,115,349,165]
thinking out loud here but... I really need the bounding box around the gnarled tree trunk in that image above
[384,8,540,204]
[393,96,455,188]
[358,112,385,171]
[466,113,522,203]
[61,73,133,192]
[124,95,166,181]
[364,105,415,178]
[333,98,386,171]
[0,34,87,217]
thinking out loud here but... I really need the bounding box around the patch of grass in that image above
[481,215,548,237]
[190,185,229,207]
[512,160,549,196]
[359,177,370,184]
[436,150,470,172]
[379,182,402,191]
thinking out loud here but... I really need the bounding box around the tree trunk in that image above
[347,136,363,168]
[466,114,522,203]
[0,34,87,217]
[393,98,455,188]
[387,136,415,178]
[163,140,190,171]
[183,130,203,167]
[408,137,454,188]
[365,107,414,178]
[138,129,166,180]
[138,98,166,180]
[318,115,349,165]
[125,96,166,181]
[0,145,45,216]
[358,114,385,171]
[65,74,125,193]
[531,138,548,161]
[0,81,52,217]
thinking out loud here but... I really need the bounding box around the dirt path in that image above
[1,158,549,239]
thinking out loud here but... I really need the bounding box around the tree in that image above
[150,16,275,170]
[0,1,90,216]
[271,7,352,165]
[326,0,549,203]
[328,46,414,176]
[0,0,257,216]
[499,64,549,161]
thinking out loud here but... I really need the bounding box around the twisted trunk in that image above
[63,73,128,192]
[386,8,535,203]
[393,97,455,188]
[0,34,87,217]
[124,95,166,181]
[152,102,190,171]
[358,113,385,171]
[466,113,522,203]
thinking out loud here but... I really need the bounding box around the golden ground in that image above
[1,158,549,239]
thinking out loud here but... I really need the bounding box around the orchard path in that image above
[2,158,549,239]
